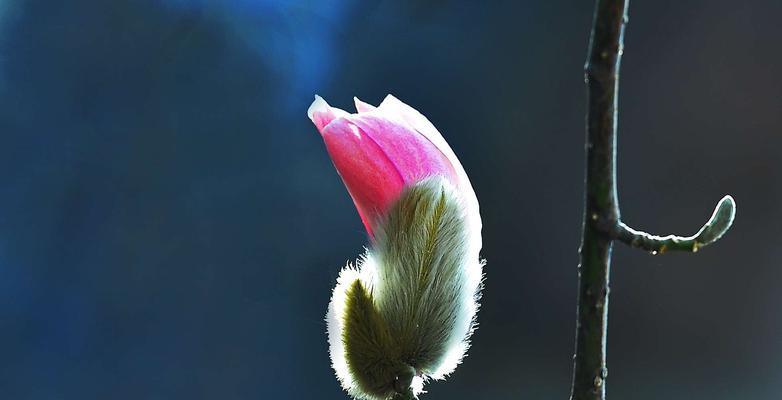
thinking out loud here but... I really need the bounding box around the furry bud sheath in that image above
[309,95,483,399]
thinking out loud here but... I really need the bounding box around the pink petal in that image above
[319,118,406,236]
[377,95,466,185]
[348,113,458,187]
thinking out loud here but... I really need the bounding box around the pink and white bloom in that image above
[310,95,483,400]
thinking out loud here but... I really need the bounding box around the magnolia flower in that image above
[309,95,484,400]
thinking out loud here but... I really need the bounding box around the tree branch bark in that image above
[570,1,628,399]
[570,2,736,400]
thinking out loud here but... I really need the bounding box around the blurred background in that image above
[0,0,780,399]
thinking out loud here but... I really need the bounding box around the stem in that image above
[570,1,628,400]
[391,389,415,400]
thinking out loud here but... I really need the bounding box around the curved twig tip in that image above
[696,195,736,247]
[614,195,736,254]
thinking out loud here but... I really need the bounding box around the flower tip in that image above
[308,95,352,132]
[379,93,402,108]
[307,95,331,130]
[353,96,376,113]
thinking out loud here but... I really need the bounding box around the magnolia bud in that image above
[310,96,484,399]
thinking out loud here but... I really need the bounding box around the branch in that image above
[614,195,736,254]
[570,1,628,400]
[570,1,736,400]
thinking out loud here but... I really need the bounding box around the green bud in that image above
[326,178,484,399]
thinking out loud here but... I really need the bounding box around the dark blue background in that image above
[0,1,780,399]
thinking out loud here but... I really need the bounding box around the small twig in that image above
[613,195,736,254]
